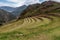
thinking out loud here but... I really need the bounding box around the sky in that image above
[0,0,60,7]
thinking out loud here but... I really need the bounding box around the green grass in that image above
[0,14,60,40]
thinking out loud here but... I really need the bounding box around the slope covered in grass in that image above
[20,1,60,18]
[0,14,60,40]
[0,1,60,40]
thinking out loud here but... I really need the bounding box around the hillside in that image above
[0,1,60,40]
[0,9,16,25]
[0,6,16,12]
[0,12,60,40]
[12,5,27,17]
[20,1,60,18]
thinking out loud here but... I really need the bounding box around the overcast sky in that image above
[0,0,60,7]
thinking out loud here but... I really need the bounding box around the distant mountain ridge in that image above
[0,6,16,12]
[0,5,27,25]
[12,5,27,17]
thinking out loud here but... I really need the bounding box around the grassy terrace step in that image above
[20,17,42,29]
[24,17,36,25]
[0,17,38,33]
[40,16,53,21]
[0,19,24,33]
[30,17,36,23]
[25,18,31,23]
[14,16,60,40]
[32,17,42,22]
[0,18,31,33]
[28,18,33,24]
[0,14,60,40]
[1,17,53,40]
[0,15,52,33]
[35,17,43,21]
[24,17,32,24]
[47,13,60,17]
[36,14,54,21]
[32,17,38,22]
[14,16,51,29]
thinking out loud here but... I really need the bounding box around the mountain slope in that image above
[0,1,60,40]
[0,6,15,12]
[12,5,27,17]
[0,12,60,40]
[0,9,16,25]
[20,1,60,18]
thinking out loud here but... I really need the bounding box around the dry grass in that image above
[0,14,60,40]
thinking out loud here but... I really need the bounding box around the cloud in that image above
[7,0,19,3]
[0,2,12,7]
[0,2,8,6]
[0,0,26,7]
[6,0,26,7]
[25,0,40,5]
[0,0,60,7]
[53,0,60,2]
[6,0,41,6]
[0,2,18,7]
